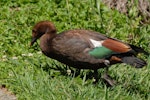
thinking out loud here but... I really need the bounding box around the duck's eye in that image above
[32,29,36,33]
[51,30,56,33]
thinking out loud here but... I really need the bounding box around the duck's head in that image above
[30,21,56,46]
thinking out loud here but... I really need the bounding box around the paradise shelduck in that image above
[30,21,148,86]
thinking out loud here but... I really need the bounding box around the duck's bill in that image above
[30,37,37,46]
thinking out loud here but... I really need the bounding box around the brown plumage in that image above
[30,21,148,86]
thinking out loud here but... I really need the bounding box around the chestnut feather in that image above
[102,39,131,53]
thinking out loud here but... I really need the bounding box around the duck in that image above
[30,20,148,86]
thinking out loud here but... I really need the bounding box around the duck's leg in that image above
[67,67,81,76]
[102,67,116,86]
[93,69,98,84]
[75,69,81,76]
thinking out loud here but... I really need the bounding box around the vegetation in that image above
[0,0,149,100]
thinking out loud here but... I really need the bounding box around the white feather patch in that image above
[90,39,104,48]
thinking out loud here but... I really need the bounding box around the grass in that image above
[0,0,150,100]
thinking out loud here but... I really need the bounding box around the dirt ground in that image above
[102,0,150,23]
[0,87,16,100]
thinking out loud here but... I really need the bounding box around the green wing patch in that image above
[89,46,114,59]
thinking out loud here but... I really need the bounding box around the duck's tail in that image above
[121,56,147,68]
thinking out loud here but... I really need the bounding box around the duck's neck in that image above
[40,33,56,56]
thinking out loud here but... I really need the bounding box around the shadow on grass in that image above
[41,63,87,78]
[40,62,117,87]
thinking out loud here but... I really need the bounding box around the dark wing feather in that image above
[129,44,149,55]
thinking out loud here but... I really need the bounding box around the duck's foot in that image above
[102,73,116,86]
